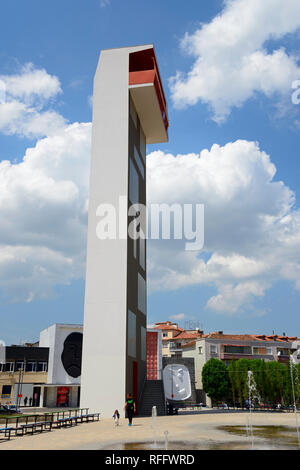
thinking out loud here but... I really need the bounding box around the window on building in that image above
[253,347,268,355]
[140,126,146,163]
[277,348,290,356]
[133,237,137,260]
[129,159,139,206]
[134,145,145,180]
[128,310,136,358]
[163,333,168,338]
[138,273,146,315]
[130,96,137,128]
[15,361,24,371]
[1,385,12,398]
[224,345,251,355]
[4,362,14,372]
[139,236,145,271]
[210,345,218,355]
[26,362,36,372]
[37,362,48,372]
[198,346,203,354]
[141,326,146,362]
[266,347,272,355]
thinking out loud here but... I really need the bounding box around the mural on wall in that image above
[61,332,83,378]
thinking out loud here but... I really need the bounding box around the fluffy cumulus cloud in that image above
[0,122,91,301]
[170,0,300,121]
[1,63,300,316]
[0,63,66,138]
[0,63,91,301]
[146,141,300,314]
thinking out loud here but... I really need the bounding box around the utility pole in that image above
[16,358,25,409]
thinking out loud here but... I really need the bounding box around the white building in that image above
[39,324,83,408]
[80,45,168,417]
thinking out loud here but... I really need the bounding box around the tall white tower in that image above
[80,45,168,417]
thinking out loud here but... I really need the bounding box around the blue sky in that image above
[0,0,300,344]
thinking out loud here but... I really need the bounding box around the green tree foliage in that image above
[207,358,300,407]
[202,358,231,404]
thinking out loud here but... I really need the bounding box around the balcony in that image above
[220,353,255,361]
[129,48,169,144]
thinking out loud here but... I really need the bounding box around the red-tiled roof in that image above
[184,332,300,343]
[154,322,300,343]
[205,333,257,341]
[154,324,184,332]
[173,331,202,340]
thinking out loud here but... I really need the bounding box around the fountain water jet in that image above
[289,353,300,448]
[164,430,169,450]
[247,371,260,449]
[151,406,158,448]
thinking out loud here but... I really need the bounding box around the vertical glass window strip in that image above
[128,310,136,358]
[140,236,145,271]
[134,145,145,179]
[130,96,138,128]
[129,159,139,205]
[140,126,146,162]
[138,273,146,315]
[133,237,137,260]
[141,327,146,362]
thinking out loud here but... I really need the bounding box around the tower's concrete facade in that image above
[80,45,168,417]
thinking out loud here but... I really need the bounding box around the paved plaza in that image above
[0,411,299,450]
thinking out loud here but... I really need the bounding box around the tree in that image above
[202,358,231,405]
[228,360,238,407]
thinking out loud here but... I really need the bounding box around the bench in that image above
[0,427,13,441]
[16,421,52,436]
[79,413,100,423]
[52,416,78,429]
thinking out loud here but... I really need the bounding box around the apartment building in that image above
[182,331,300,405]
[154,321,203,357]
[0,344,49,406]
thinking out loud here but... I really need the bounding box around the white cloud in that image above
[0,122,91,301]
[1,63,300,317]
[170,0,300,121]
[170,313,186,321]
[206,281,269,315]
[0,64,65,138]
[0,63,61,103]
[100,0,110,7]
[146,140,300,314]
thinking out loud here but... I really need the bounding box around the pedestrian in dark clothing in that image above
[124,393,136,426]
[24,397,28,407]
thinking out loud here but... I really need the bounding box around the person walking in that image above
[124,393,136,426]
[24,396,28,407]
[112,409,120,426]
